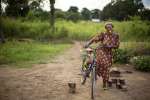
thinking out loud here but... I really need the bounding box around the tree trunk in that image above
[49,0,55,33]
[0,0,5,43]
[0,0,1,15]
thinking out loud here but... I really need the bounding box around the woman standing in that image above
[84,22,120,89]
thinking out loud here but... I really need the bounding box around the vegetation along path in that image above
[0,42,150,100]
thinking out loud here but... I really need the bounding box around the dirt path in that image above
[0,42,150,100]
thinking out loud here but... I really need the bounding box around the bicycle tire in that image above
[91,66,96,100]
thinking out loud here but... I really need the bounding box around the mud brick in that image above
[108,80,113,87]
[119,79,126,85]
[68,82,76,93]
[125,70,133,74]
[111,78,117,84]
[121,85,128,91]
[110,68,121,77]
[116,82,122,89]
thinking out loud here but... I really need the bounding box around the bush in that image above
[66,12,81,22]
[26,10,49,21]
[130,56,150,72]
[113,49,131,63]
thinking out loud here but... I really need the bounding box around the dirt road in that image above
[0,42,150,100]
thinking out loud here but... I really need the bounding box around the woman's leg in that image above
[102,66,110,89]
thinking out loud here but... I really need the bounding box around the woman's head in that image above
[105,22,114,33]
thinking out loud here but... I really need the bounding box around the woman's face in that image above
[105,24,113,33]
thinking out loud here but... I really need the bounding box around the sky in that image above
[42,0,150,11]
[143,0,150,8]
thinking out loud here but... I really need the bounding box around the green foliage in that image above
[66,12,81,22]
[5,0,29,17]
[140,8,150,20]
[50,0,55,4]
[29,0,42,11]
[113,42,150,64]
[81,8,91,20]
[0,40,70,67]
[129,16,141,21]
[66,6,81,22]
[68,6,79,13]
[26,9,49,20]
[130,56,150,72]
[120,42,150,55]
[113,21,150,41]
[1,17,50,39]
[91,9,101,19]
[101,0,144,20]
[113,49,130,63]
[1,17,150,41]
[55,9,66,19]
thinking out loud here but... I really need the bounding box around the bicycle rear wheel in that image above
[91,66,96,100]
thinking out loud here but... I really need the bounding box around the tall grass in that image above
[1,18,51,39]
[120,42,150,56]
[1,17,150,41]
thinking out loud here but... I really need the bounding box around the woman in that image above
[84,22,120,89]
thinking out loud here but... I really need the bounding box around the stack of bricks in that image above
[108,67,127,91]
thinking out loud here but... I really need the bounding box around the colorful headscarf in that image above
[105,22,114,29]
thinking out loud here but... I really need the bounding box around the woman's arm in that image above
[84,32,104,48]
[113,34,120,49]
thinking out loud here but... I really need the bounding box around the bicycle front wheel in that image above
[91,66,96,100]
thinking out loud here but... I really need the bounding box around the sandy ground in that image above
[0,42,150,100]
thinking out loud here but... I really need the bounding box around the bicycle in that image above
[80,47,97,100]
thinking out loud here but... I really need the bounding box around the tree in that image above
[29,0,42,11]
[0,0,2,15]
[101,0,144,21]
[66,6,81,22]
[68,6,78,13]
[27,0,49,20]
[4,0,29,17]
[91,9,101,19]
[55,9,66,19]
[81,8,91,20]
[27,8,49,20]
[140,8,150,20]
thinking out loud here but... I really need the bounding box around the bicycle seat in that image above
[85,48,93,52]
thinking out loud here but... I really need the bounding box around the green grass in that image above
[0,40,71,68]
[120,42,150,55]
[1,17,150,41]
[120,42,150,50]
[1,17,150,70]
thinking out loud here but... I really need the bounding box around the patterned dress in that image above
[90,32,119,81]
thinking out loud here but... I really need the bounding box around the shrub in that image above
[113,49,131,63]
[130,56,150,72]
